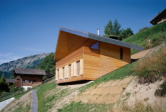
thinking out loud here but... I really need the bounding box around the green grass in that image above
[80,62,136,92]
[133,45,166,84]
[14,77,55,100]
[58,102,113,112]
[12,102,31,112]
[60,45,166,112]
[59,62,136,112]
[14,84,41,99]
[37,81,56,112]
[37,80,79,112]
[58,101,165,112]
[123,21,166,54]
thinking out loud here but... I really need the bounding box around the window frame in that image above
[69,64,71,77]
[120,48,123,60]
[77,61,80,76]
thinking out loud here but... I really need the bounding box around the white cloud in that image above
[0,53,21,65]
[19,47,43,52]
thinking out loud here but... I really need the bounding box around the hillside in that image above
[1,22,166,112]
[123,21,166,54]
[0,53,50,78]
[38,53,56,75]
[1,44,166,112]
[58,44,166,112]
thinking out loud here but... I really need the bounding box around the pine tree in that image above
[120,28,134,40]
[104,19,122,37]
[0,73,9,93]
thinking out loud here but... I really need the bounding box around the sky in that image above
[0,0,165,65]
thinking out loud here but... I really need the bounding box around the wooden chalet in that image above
[14,68,47,90]
[150,8,166,25]
[55,27,143,84]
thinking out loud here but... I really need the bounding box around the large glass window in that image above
[90,42,99,50]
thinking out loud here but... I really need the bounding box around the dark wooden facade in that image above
[14,68,46,88]
[15,74,43,88]
[150,8,166,25]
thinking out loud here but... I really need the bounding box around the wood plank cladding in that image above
[55,31,97,61]
[15,75,43,88]
[56,47,84,69]
[56,46,84,83]
[56,42,131,84]
[83,42,130,80]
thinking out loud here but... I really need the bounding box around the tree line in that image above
[104,19,134,40]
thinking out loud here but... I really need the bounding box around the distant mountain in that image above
[0,53,50,78]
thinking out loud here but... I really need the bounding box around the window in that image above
[90,42,99,50]
[57,69,59,80]
[120,48,123,59]
[69,64,71,77]
[33,80,37,83]
[77,61,80,75]
[62,67,65,79]
[25,80,30,83]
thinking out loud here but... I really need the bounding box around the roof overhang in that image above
[54,26,144,61]
[14,68,47,76]
[150,8,166,25]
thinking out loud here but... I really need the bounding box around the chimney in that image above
[97,28,99,35]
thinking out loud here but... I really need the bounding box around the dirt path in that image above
[131,43,165,60]
[73,76,133,104]
[131,49,151,59]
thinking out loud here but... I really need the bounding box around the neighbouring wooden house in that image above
[150,8,166,25]
[54,27,143,84]
[14,68,47,90]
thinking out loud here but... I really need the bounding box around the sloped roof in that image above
[150,8,166,25]
[55,27,144,60]
[14,68,47,76]
[6,79,16,83]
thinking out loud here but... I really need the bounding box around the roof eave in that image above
[54,26,144,60]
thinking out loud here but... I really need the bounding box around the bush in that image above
[18,87,24,92]
[155,81,166,96]
[0,91,8,97]
[10,84,18,93]
[134,45,166,84]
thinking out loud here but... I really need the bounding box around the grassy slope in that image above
[36,45,166,112]
[36,23,166,112]
[59,22,166,111]
[123,21,166,54]
[59,45,166,112]
[80,62,135,93]
[36,63,135,112]
[59,62,136,112]
[37,81,57,112]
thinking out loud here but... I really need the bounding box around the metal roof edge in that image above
[60,26,89,38]
[88,33,144,51]
[57,26,144,51]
